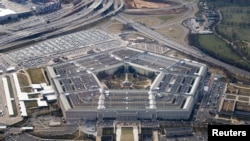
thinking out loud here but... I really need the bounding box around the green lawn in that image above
[197,1,250,71]
[197,34,250,70]
[217,25,250,42]
[218,7,250,42]
[204,0,250,7]
[198,34,242,61]
[220,7,250,23]
[216,7,250,62]
[158,15,174,21]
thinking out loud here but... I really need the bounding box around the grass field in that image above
[217,25,250,43]
[235,101,250,112]
[121,127,134,141]
[132,16,161,27]
[204,0,250,7]
[198,34,242,61]
[158,15,174,21]
[107,23,124,33]
[238,96,249,102]
[17,73,29,86]
[20,87,33,93]
[156,24,183,40]
[195,1,250,73]
[217,7,250,42]
[24,100,38,116]
[197,34,250,70]
[25,100,38,109]
[217,6,250,63]
[225,94,236,99]
[28,94,40,99]
[238,90,250,97]
[27,68,46,84]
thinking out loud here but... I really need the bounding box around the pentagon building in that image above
[47,48,207,121]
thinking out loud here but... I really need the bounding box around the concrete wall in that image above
[157,110,191,120]
[65,108,193,120]
[59,96,67,119]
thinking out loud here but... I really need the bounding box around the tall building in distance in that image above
[31,0,61,14]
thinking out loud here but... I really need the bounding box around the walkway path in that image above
[229,83,250,89]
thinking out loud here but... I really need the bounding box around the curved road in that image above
[0,0,249,79]
[0,0,124,50]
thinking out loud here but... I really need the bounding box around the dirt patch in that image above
[221,99,235,112]
[121,127,134,141]
[124,7,189,15]
[125,0,170,9]
[107,23,124,33]
[155,24,184,40]
[133,16,161,27]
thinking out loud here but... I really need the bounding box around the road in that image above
[0,0,124,50]
[0,0,249,79]
[0,75,23,126]
[114,13,250,79]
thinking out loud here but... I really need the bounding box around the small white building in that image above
[37,100,48,107]
[46,95,57,102]
[0,126,7,132]
[49,120,61,127]
[21,127,34,131]
[6,66,16,72]
[30,84,42,90]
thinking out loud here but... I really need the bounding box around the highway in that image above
[0,0,99,45]
[0,0,124,49]
[115,14,250,79]
[0,0,249,79]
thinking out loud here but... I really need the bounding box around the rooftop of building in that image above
[48,47,207,112]
[0,0,31,13]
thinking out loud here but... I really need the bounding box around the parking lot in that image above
[195,74,227,123]
[0,54,16,72]
[202,81,226,111]
[128,42,170,55]
[6,29,122,68]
